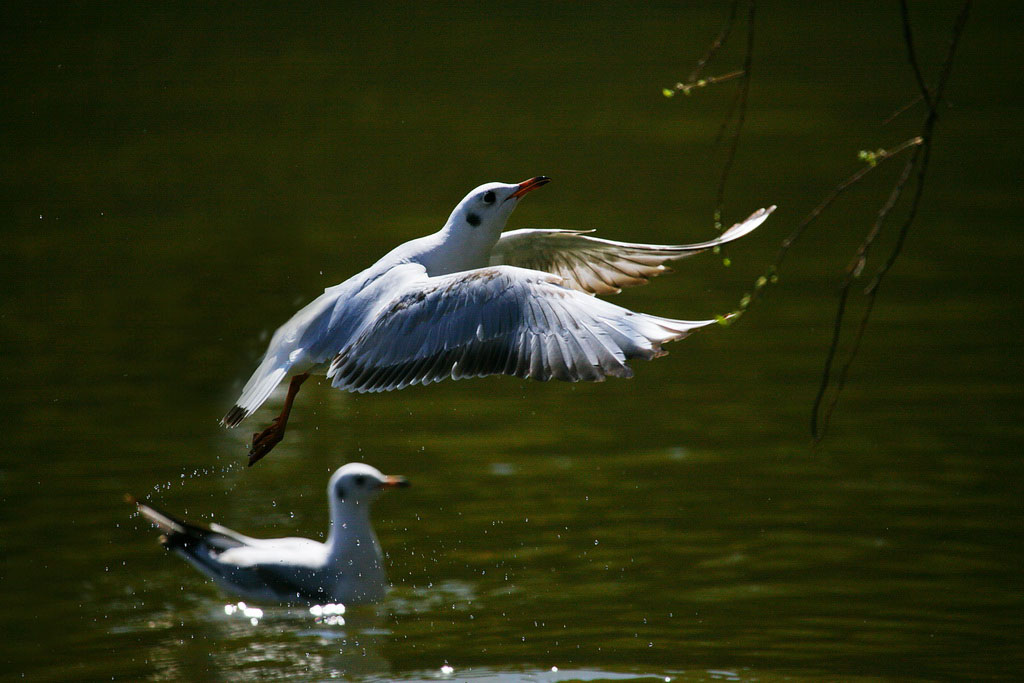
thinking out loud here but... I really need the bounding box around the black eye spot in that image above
[482,190,496,204]
[353,475,366,487]
[466,212,481,227]
[335,486,346,501]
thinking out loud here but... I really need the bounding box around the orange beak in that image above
[380,475,410,489]
[507,176,551,201]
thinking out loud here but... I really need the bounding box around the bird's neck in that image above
[418,221,502,275]
[325,501,382,562]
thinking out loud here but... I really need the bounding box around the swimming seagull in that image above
[222,176,775,464]
[128,463,409,605]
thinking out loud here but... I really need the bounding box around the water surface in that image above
[2,2,1021,680]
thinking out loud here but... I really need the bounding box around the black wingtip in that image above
[158,532,193,551]
[221,405,248,428]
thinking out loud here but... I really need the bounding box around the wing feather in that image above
[129,496,245,554]
[490,206,775,295]
[326,266,718,393]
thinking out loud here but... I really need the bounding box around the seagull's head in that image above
[328,462,410,507]
[446,176,550,237]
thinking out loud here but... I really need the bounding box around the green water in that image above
[3,2,1021,681]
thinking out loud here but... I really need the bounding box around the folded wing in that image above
[327,265,718,393]
[130,496,245,554]
[490,206,775,295]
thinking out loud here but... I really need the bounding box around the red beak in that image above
[380,475,410,489]
[507,176,551,200]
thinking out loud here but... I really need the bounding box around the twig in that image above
[665,0,756,227]
[713,85,745,148]
[663,70,746,97]
[723,136,922,322]
[688,0,741,83]
[811,149,919,440]
[781,136,922,255]
[882,94,925,126]
[810,0,973,440]
[867,0,972,296]
[899,0,934,109]
[815,277,880,441]
[846,150,920,280]
[713,1,757,223]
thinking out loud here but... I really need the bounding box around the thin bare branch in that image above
[815,279,880,441]
[664,70,746,97]
[882,94,925,126]
[899,0,934,108]
[722,136,922,323]
[846,150,920,282]
[713,85,745,147]
[713,1,756,222]
[688,0,741,83]
[811,150,918,441]
[811,0,973,440]
[868,0,972,296]
[780,137,922,256]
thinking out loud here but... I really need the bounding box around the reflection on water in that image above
[113,597,394,680]
[307,602,347,627]
[223,601,265,626]
[3,0,1022,681]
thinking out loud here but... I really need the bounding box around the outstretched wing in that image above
[490,206,775,295]
[327,265,718,393]
[221,265,423,427]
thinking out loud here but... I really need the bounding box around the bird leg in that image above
[248,372,309,466]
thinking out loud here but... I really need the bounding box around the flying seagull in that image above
[223,176,774,464]
[128,463,409,605]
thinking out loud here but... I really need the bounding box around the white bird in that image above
[222,177,775,464]
[128,463,409,605]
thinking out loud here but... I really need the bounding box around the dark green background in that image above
[2,2,1021,680]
